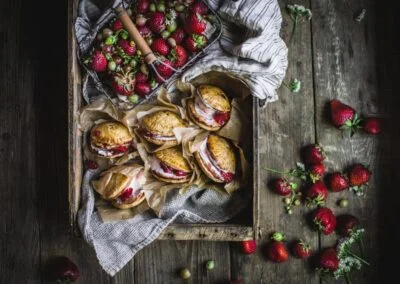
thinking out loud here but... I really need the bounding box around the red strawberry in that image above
[170,28,186,44]
[138,25,153,38]
[348,163,371,186]
[91,51,107,72]
[307,163,325,183]
[270,178,296,196]
[302,144,325,164]
[363,117,381,135]
[241,240,256,254]
[330,99,361,134]
[118,39,136,56]
[317,248,339,272]
[292,240,312,259]
[136,0,149,14]
[336,214,360,237]
[168,45,188,68]
[191,1,209,15]
[135,82,151,97]
[112,19,124,31]
[148,12,166,33]
[46,256,80,283]
[152,38,170,56]
[135,72,148,83]
[112,71,136,96]
[312,207,336,235]
[154,59,174,80]
[327,172,349,192]
[186,13,207,34]
[305,181,328,206]
[185,34,207,53]
[267,232,288,263]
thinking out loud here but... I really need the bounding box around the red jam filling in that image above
[118,187,133,202]
[213,111,230,126]
[221,171,235,183]
[160,162,188,177]
[113,145,128,153]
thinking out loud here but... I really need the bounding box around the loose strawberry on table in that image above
[347,163,371,196]
[241,240,256,254]
[362,117,381,134]
[267,232,289,263]
[312,207,336,235]
[302,144,325,164]
[305,181,328,207]
[327,172,349,192]
[330,99,362,135]
[292,240,312,259]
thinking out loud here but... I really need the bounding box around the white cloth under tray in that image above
[76,0,287,276]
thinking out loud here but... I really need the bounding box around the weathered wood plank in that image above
[39,0,113,283]
[134,240,230,284]
[158,224,253,241]
[311,0,380,282]
[0,0,41,282]
[230,0,318,282]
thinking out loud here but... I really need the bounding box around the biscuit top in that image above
[207,134,236,173]
[90,121,133,147]
[141,111,186,136]
[197,85,231,113]
[154,147,191,172]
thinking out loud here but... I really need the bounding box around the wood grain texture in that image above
[229,0,319,283]
[134,240,231,284]
[311,0,380,282]
[0,0,41,282]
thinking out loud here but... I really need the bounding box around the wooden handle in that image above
[115,5,157,64]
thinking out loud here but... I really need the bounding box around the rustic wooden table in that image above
[1,0,398,283]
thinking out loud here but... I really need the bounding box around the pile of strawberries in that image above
[238,99,377,280]
[85,0,214,104]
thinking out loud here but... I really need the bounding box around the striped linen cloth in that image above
[76,0,287,276]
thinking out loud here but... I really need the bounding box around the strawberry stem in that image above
[346,250,370,266]
[345,272,352,284]
[263,167,290,175]
[289,15,298,44]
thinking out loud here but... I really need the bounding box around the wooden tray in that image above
[68,0,260,241]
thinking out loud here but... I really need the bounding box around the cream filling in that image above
[143,131,176,141]
[90,143,130,157]
[149,155,188,180]
[194,96,220,127]
[198,139,226,181]
[114,169,146,205]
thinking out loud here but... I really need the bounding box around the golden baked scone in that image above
[90,121,133,148]
[194,134,236,183]
[186,85,231,131]
[197,85,231,113]
[89,121,134,158]
[141,110,186,146]
[150,147,192,183]
[92,164,146,209]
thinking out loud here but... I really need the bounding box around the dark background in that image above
[1,0,400,282]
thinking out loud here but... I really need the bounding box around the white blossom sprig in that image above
[286,4,312,43]
[283,78,301,93]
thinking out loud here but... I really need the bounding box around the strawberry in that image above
[191,1,209,15]
[151,38,170,56]
[363,117,381,134]
[312,207,337,235]
[168,45,188,68]
[154,59,174,80]
[317,248,339,272]
[135,72,148,83]
[46,256,80,283]
[307,163,325,183]
[336,214,360,237]
[302,144,325,164]
[148,12,166,33]
[330,99,361,135]
[118,39,136,56]
[270,178,296,196]
[170,28,186,44]
[186,13,207,34]
[112,19,124,31]
[112,71,136,96]
[136,0,149,14]
[138,25,153,38]
[91,51,107,72]
[327,172,349,192]
[135,82,151,97]
[292,240,312,259]
[305,181,328,206]
[347,163,371,196]
[267,232,289,263]
[241,240,256,254]
[185,34,207,53]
